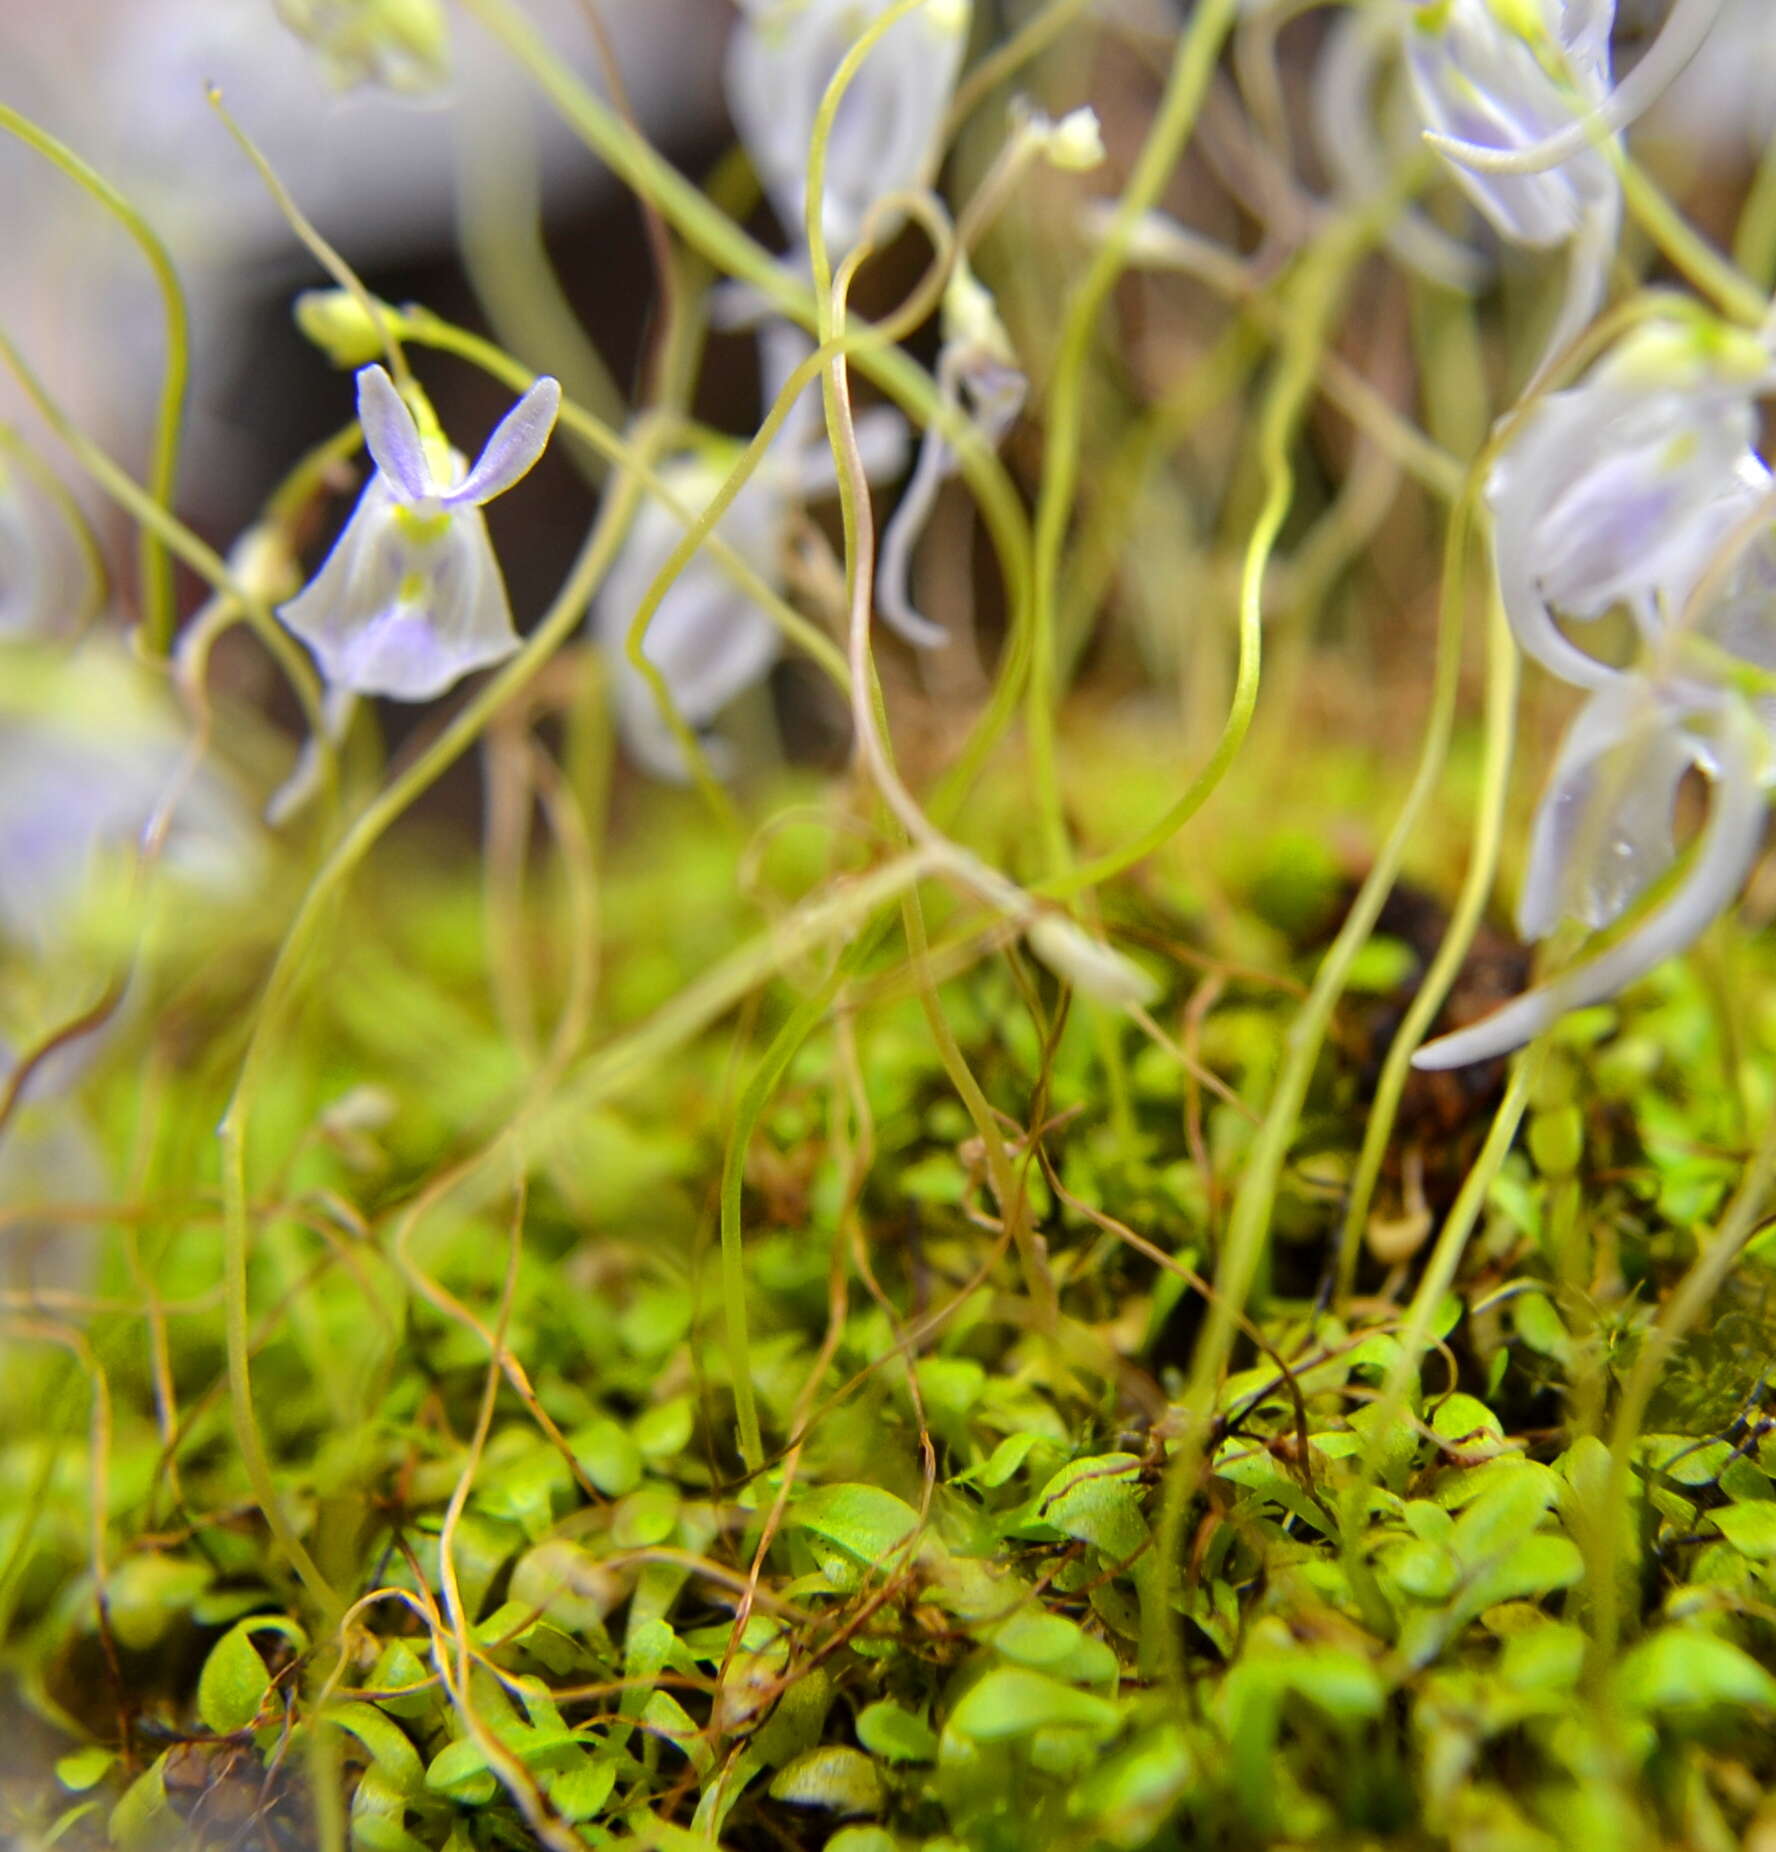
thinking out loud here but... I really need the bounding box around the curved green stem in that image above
[457,0,1036,819]
[1041,235,1352,904]
[0,106,186,653]
[1027,0,1241,873]
[1331,514,1517,1298]
[0,327,325,733]
[1619,153,1766,328]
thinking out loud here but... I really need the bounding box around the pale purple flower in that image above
[1419,0,1730,184]
[594,455,790,782]
[1406,0,1617,248]
[1413,688,1767,1070]
[725,0,970,258]
[1404,0,1622,372]
[278,364,560,701]
[0,642,259,957]
[1486,318,1775,690]
[593,327,906,780]
[1415,517,1776,1071]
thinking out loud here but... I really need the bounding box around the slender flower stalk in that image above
[877,262,1027,647]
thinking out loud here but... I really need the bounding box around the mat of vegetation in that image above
[7,0,1776,1846]
[6,751,1776,1852]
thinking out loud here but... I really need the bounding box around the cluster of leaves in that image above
[6,763,1776,1852]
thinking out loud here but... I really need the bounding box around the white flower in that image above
[1405,0,1623,370]
[593,329,906,779]
[1405,0,1617,249]
[0,641,259,956]
[725,0,971,258]
[1413,309,1776,1070]
[1416,508,1776,1072]
[1417,0,1731,182]
[1486,317,1775,690]
[1413,686,1768,1070]
[272,0,450,94]
[595,454,789,782]
[278,364,560,701]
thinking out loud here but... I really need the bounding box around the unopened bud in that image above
[1042,107,1105,172]
[294,288,393,369]
[274,0,449,95]
[227,526,301,605]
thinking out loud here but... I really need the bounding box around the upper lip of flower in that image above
[356,363,561,512]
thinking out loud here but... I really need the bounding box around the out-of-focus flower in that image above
[1405,0,1617,250]
[272,0,450,94]
[1418,0,1730,183]
[1318,0,1632,373]
[277,364,560,701]
[725,0,971,257]
[0,642,260,958]
[593,330,906,779]
[1485,316,1775,691]
[1414,683,1769,1070]
[1415,321,1776,1071]
[594,454,791,782]
[0,447,96,640]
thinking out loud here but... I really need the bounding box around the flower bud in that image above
[273,0,449,96]
[1038,107,1106,172]
[293,289,394,370]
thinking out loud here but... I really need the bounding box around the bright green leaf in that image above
[197,1623,273,1736]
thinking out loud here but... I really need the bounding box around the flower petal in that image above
[277,476,408,682]
[445,376,562,507]
[277,482,519,699]
[1415,703,1766,1069]
[724,0,968,257]
[356,364,432,502]
[1405,0,1616,250]
[1423,0,1728,179]
[1516,680,1701,941]
[335,512,518,700]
